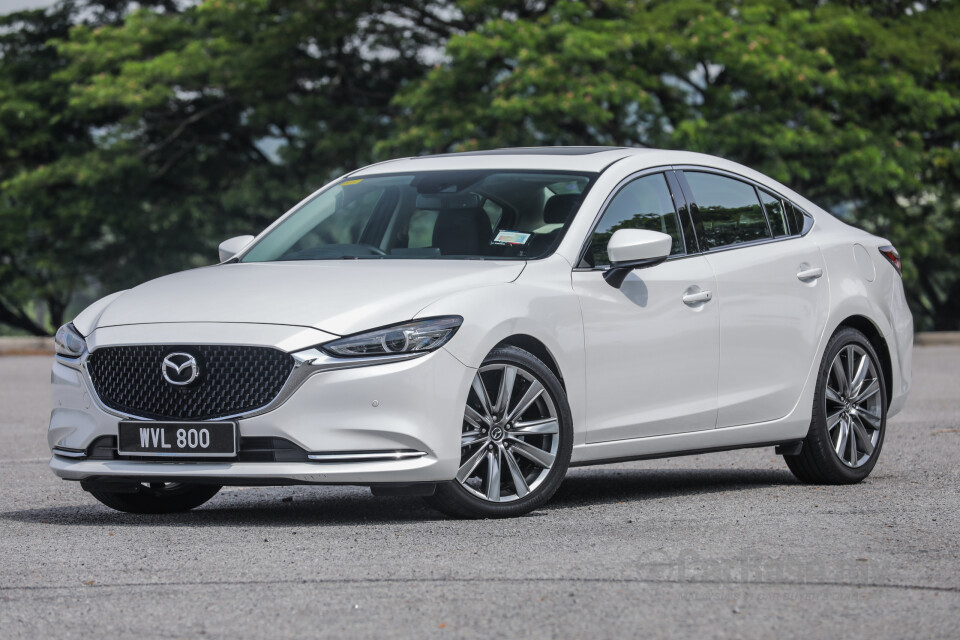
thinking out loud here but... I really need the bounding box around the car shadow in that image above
[1,467,798,527]
[547,467,797,510]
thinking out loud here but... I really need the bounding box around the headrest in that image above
[543,194,583,224]
[432,207,490,256]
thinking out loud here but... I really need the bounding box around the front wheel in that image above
[85,482,222,514]
[425,346,573,518]
[784,327,887,484]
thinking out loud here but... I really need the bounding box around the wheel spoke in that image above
[464,404,488,430]
[851,418,874,455]
[849,354,869,398]
[844,346,857,389]
[456,445,488,483]
[847,416,858,464]
[501,445,529,498]
[511,417,559,436]
[507,437,555,469]
[505,380,544,424]
[472,374,494,420]
[831,358,848,396]
[826,409,844,432]
[853,379,880,405]
[494,366,517,417]
[826,385,843,404]
[485,449,501,502]
[835,418,848,457]
[461,431,484,448]
[858,407,882,429]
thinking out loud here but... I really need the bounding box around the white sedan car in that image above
[49,147,913,518]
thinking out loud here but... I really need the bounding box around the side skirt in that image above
[570,418,810,467]
[569,440,803,467]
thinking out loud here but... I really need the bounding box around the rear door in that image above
[678,169,828,428]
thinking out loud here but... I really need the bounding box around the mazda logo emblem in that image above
[162,352,199,386]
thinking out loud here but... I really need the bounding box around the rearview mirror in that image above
[218,235,255,262]
[603,229,672,288]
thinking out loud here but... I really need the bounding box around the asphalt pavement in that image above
[0,347,958,639]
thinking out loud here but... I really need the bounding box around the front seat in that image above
[526,194,583,256]
[432,207,491,256]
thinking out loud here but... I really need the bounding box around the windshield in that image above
[241,170,596,262]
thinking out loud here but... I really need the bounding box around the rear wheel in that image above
[784,327,887,484]
[86,482,222,514]
[425,346,573,518]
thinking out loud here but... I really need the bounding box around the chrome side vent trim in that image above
[307,450,428,463]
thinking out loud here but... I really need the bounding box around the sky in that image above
[1,0,58,11]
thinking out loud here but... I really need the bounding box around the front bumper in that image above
[49,328,474,485]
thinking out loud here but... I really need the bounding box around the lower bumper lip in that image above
[52,447,429,464]
[49,454,449,485]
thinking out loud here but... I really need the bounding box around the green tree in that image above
[0,1,90,334]
[0,0,459,334]
[383,0,960,330]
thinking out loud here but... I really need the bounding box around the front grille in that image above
[87,345,295,420]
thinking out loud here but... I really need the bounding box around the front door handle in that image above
[797,266,823,281]
[682,290,713,305]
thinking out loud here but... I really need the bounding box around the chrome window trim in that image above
[56,347,426,423]
[672,164,815,253]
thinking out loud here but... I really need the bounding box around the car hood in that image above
[93,260,525,337]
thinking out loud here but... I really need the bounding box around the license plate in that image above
[117,421,237,457]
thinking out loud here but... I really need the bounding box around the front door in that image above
[572,172,720,443]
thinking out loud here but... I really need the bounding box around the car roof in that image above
[351,146,656,175]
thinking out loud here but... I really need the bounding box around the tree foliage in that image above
[384,0,960,329]
[0,0,458,333]
[0,0,957,333]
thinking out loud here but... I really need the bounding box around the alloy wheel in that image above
[457,364,560,502]
[824,344,883,468]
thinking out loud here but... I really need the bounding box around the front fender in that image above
[418,255,587,446]
[72,290,128,336]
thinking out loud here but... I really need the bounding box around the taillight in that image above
[878,245,902,276]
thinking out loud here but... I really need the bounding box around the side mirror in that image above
[603,229,672,288]
[218,235,255,262]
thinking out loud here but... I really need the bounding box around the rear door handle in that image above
[682,290,713,305]
[797,266,823,281]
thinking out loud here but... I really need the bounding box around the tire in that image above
[86,482,222,514]
[784,327,887,484]
[425,345,573,518]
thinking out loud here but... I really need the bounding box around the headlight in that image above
[322,316,462,358]
[54,323,87,358]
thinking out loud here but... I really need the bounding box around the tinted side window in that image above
[784,200,807,235]
[588,173,683,267]
[759,190,789,238]
[685,172,770,249]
